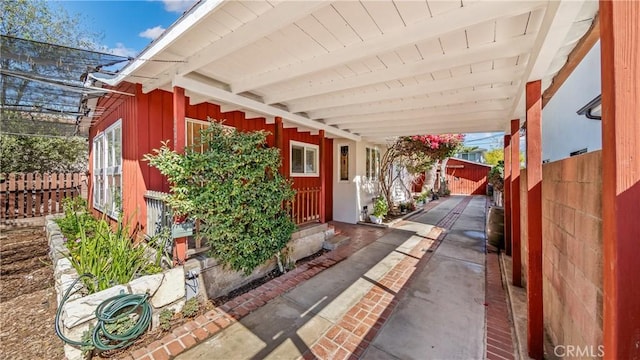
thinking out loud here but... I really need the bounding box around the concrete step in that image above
[323,234,350,251]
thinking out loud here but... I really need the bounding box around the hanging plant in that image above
[144,119,295,274]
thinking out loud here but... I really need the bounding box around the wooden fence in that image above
[0,173,85,220]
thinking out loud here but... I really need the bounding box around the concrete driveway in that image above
[176,196,490,360]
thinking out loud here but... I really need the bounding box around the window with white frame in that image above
[93,120,122,217]
[366,147,381,180]
[290,141,318,177]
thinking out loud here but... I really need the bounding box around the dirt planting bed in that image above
[0,225,65,360]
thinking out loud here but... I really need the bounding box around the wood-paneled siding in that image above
[89,83,333,233]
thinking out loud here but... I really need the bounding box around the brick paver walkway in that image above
[122,196,518,360]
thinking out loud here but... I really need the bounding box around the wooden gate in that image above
[0,173,85,220]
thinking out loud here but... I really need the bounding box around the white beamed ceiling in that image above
[125,0,599,143]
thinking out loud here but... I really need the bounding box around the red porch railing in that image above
[289,187,321,225]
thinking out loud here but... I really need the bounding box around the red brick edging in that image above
[485,197,517,360]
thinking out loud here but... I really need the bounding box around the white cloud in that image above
[161,0,197,13]
[107,43,138,58]
[139,26,166,40]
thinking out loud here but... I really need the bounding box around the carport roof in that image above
[99,0,598,143]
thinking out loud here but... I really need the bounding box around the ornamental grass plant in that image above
[56,199,162,294]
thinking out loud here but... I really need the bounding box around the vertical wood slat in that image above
[51,173,57,214]
[24,173,33,218]
[57,173,64,213]
[16,173,25,218]
[33,173,42,216]
[305,189,309,222]
[297,193,301,224]
[64,173,70,208]
[43,173,51,215]
[73,173,80,198]
[25,173,33,217]
[8,173,17,219]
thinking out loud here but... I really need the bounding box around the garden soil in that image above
[0,226,65,360]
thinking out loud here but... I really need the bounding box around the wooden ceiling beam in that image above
[309,86,517,119]
[542,15,600,108]
[264,34,536,104]
[232,1,545,93]
[289,66,523,113]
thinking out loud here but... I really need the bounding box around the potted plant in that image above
[370,197,388,224]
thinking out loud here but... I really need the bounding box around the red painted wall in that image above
[88,82,140,226]
[445,158,490,195]
[89,83,333,233]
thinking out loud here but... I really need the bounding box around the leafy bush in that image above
[144,120,296,275]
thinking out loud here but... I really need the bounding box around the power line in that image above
[464,133,503,143]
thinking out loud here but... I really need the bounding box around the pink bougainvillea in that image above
[409,134,465,150]
[399,134,465,170]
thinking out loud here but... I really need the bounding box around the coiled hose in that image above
[55,274,153,352]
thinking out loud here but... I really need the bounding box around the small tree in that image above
[144,120,296,274]
[379,134,464,209]
[485,148,524,167]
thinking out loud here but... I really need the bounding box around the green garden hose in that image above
[55,274,153,352]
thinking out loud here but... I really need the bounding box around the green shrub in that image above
[144,120,296,275]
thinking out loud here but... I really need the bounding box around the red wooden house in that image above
[88,83,336,235]
[80,2,640,358]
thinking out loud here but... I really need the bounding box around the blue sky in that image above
[55,1,504,147]
[57,0,197,57]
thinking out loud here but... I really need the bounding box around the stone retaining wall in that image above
[46,216,186,360]
[186,223,331,299]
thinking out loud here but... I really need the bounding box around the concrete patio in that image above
[170,195,507,360]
